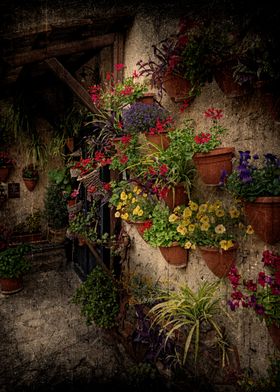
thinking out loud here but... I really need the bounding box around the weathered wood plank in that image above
[45,57,99,114]
[4,33,115,67]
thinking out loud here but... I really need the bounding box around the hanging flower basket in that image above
[193,147,235,186]
[160,183,189,210]
[144,132,170,151]
[199,243,238,278]
[23,178,38,192]
[244,196,280,245]
[159,242,188,268]
[163,71,192,102]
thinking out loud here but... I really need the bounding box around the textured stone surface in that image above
[0,266,134,392]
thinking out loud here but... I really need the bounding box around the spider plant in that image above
[148,281,231,368]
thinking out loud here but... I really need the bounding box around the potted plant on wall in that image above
[143,204,191,268]
[224,151,280,245]
[227,250,280,350]
[171,200,253,278]
[0,244,31,294]
[22,164,39,191]
[182,107,235,186]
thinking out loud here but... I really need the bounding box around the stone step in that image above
[26,242,69,273]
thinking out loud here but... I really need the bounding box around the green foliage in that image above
[68,203,99,242]
[0,244,32,278]
[149,281,230,367]
[48,168,72,200]
[44,183,68,229]
[71,265,120,328]
[143,204,186,247]
[13,211,42,234]
[22,164,39,180]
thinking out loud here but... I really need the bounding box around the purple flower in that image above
[227,300,238,311]
[264,153,277,164]
[237,164,252,183]
[239,150,251,164]
[253,154,259,160]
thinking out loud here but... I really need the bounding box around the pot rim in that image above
[194,146,235,158]
[245,196,280,204]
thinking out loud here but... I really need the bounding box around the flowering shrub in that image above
[109,180,158,223]
[72,157,97,176]
[166,199,253,250]
[224,151,280,201]
[181,108,229,154]
[227,250,280,327]
[122,102,173,135]
[87,64,149,136]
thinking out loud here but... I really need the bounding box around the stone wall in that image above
[123,10,280,378]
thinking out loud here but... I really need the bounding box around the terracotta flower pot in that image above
[214,61,251,98]
[65,137,75,152]
[161,184,189,210]
[0,277,23,295]
[267,322,280,350]
[244,197,280,245]
[131,220,152,237]
[159,243,188,268]
[163,72,192,102]
[0,167,9,182]
[193,147,235,186]
[199,243,238,278]
[144,132,170,151]
[137,92,155,105]
[23,178,38,191]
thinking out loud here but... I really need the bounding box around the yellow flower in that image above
[198,203,208,214]
[213,200,222,209]
[121,213,129,220]
[115,211,121,218]
[169,214,178,223]
[133,205,141,215]
[188,224,195,233]
[173,206,181,213]
[116,202,123,210]
[207,204,216,213]
[177,225,187,235]
[229,206,240,218]
[138,209,144,216]
[220,240,234,250]
[128,193,132,199]
[143,193,147,198]
[131,197,137,203]
[184,241,192,249]
[120,191,127,201]
[200,215,209,224]
[215,224,226,234]
[246,225,254,235]
[183,207,192,219]
[215,209,225,217]
[200,222,210,231]
[191,243,196,250]
[189,201,198,211]
[182,218,190,226]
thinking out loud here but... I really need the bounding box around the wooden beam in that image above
[4,33,115,67]
[45,57,99,115]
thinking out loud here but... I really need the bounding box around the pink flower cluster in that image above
[148,116,174,135]
[194,132,211,144]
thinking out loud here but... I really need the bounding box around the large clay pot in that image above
[161,184,189,210]
[0,277,23,295]
[0,167,9,182]
[267,322,280,350]
[199,243,238,278]
[144,132,170,151]
[159,243,188,268]
[163,72,192,102]
[244,197,280,245]
[193,147,235,186]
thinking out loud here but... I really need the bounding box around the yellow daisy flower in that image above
[246,225,254,235]
[169,214,178,223]
[177,225,187,235]
[188,224,195,233]
[115,211,121,218]
[220,240,234,250]
[133,205,141,215]
[198,203,208,214]
[201,222,210,231]
[215,224,226,234]
[184,241,192,249]
[121,213,129,220]
[213,200,222,209]
[128,193,132,199]
[229,206,240,218]
[131,197,137,203]
[183,207,192,219]
[189,201,198,211]
[215,209,225,217]
[116,202,123,210]
[191,244,196,250]
[120,191,128,201]
[200,215,209,224]
[138,209,144,216]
